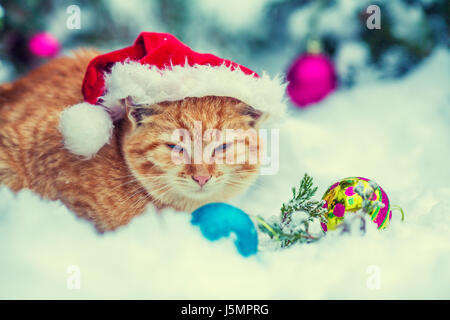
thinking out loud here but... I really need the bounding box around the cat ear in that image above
[240,104,268,127]
[124,97,162,129]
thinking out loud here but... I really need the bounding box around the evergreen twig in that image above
[256,173,327,248]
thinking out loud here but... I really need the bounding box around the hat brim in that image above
[101,61,288,120]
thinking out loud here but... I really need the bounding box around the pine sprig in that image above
[256,173,327,248]
[281,174,318,223]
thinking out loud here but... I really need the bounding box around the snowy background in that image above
[0,0,449,299]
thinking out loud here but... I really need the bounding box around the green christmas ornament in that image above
[321,177,404,232]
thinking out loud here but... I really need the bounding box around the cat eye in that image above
[166,143,184,153]
[213,143,232,156]
[215,143,229,152]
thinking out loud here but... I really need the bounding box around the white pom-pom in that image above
[59,103,113,158]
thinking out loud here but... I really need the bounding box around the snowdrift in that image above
[0,49,449,299]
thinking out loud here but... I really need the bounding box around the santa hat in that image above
[59,32,287,158]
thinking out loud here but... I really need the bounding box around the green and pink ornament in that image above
[321,177,397,232]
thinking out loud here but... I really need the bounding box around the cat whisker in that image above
[112,173,167,194]
[147,185,174,204]
[110,178,140,191]
[113,173,165,181]
[115,179,167,204]
[116,185,147,205]
[129,192,154,213]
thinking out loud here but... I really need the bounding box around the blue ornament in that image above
[191,203,258,257]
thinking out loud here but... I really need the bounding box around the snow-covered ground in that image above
[0,49,449,299]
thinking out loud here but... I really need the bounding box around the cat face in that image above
[121,96,266,211]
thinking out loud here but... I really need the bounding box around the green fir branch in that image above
[256,173,327,248]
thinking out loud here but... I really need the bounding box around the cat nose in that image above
[192,175,211,187]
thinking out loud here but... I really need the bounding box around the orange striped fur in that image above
[0,50,264,232]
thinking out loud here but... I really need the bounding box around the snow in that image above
[388,1,425,41]
[335,41,370,84]
[194,0,269,32]
[0,59,13,83]
[0,49,449,299]
[288,0,374,40]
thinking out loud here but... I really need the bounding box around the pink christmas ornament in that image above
[28,32,60,58]
[321,177,393,232]
[287,53,337,108]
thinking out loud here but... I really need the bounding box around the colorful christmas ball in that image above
[28,32,60,58]
[321,177,392,231]
[287,53,337,108]
[191,203,258,257]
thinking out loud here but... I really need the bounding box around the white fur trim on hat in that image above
[59,61,287,158]
[59,103,113,158]
[102,61,288,120]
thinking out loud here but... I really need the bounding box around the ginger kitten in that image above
[0,50,265,232]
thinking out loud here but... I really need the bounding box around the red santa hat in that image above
[59,32,287,158]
